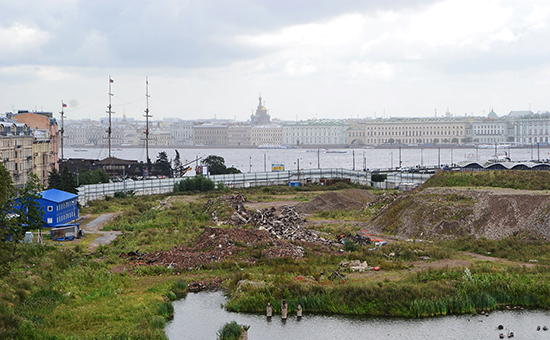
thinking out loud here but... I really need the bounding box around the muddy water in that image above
[166,291,550,340]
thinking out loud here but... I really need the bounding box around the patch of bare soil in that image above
[121,227,308,270]
[295,189,377,213]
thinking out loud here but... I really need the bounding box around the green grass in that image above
[424,170,550,190]
[6,184,550,338]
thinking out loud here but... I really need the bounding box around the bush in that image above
[217,321,247,340]
[371,174,387,182]
[175,175,216,193]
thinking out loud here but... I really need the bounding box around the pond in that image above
[166,291,550,340]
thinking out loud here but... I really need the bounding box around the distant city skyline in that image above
[2,1,550,122]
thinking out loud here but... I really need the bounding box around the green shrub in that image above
[371,174,387,182]
[217,321,247,340]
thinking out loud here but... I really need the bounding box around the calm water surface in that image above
[166,291,550,340]
[64,146,549,174]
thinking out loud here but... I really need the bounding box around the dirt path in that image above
[82,213,121,252]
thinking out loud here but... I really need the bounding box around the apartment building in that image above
[0,117,34,187]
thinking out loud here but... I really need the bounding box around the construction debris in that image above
[208,193,341,246]
[338,233,372,246]
[121,227,305,270]
[339,260,369,272]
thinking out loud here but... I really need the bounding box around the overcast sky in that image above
[1,0,550,122]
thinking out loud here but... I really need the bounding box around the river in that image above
[166,291,550,340]
[64,146,549,174]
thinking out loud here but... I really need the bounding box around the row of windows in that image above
[474,130,504,135]
[366,125,464,130]
[367,130,461,136]
[56,210,76,223]
[57,199,76,211]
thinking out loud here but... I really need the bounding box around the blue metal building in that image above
[38,189,79,227]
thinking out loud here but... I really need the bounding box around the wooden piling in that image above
[281,300,288,320]
[297,304,302,319]
[266,303,272,318]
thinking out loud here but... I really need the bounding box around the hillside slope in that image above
[369,187,550,241]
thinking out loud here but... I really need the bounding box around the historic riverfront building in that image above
[354,117,472,146]
[251,125,282,146]
[508,111,550,145]
[283,120,349,145]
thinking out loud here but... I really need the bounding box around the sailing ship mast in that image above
[59,101,65,159]
[144,77,152,163]
[106,76,115,158]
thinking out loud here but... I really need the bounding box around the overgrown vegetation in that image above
[7,169,550,338]
[424,170,550,190]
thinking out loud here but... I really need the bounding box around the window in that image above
[47,206,53,212]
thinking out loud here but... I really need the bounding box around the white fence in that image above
[77,168,433,205]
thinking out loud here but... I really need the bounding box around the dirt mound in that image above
[369,187,550,241]
[122,227,305,270]
[296,189,377,213]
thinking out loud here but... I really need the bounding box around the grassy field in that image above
[3,177,550,338]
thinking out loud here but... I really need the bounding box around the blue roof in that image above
[40,189,78,203]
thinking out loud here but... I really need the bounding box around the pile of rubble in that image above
[206,193,247,219]
[338,232,372,246]
[226,204,339,246]
[120,227,305,270]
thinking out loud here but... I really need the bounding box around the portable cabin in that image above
[38,189,80,240]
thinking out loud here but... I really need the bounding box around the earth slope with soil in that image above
[369,187,550,241]
[295,189,377,213]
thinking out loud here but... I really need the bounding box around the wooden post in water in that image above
[281,300,288,320]
[297,304,303,319]
[266,303,272,318]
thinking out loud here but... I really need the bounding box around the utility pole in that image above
[107,76,115,159]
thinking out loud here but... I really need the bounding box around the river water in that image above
[64,146,548,173]
[166,291,550,340]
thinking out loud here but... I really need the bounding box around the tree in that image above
[451,138,459,144]
[388,138,395,144]
[60,164,78,194]
[0,163,16,276]
[172,150,184,177]
[154,151,171,176]
[433,139,439,144]
[78,168,110,185]
[202,155,242,175]
[13,173,44,242]
[202,155,226,175]
[47,166,62,190]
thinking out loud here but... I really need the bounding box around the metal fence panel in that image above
[77,168,433,205]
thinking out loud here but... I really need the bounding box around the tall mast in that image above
[107,76,115,158]
[144,77,152,162]
[60,101,65,160]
